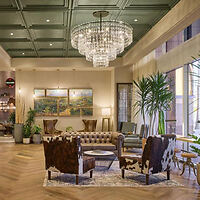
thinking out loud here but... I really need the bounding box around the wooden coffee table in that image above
[84,150,116,169]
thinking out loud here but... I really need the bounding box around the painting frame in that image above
[46,88,68,97]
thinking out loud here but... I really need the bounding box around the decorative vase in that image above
[33,134,41,144]
[23,138,30,144]
[14,123,23,143]
[197,163,200,185]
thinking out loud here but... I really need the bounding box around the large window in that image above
[117,83,132,131]
[189,60,200,134]
[166,67,183,135]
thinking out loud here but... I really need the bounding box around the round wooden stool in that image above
[180,153,197,176]
[173,148,181,169]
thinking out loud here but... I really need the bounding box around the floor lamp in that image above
[102,108,111,131]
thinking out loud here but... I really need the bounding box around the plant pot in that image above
[33,134,41,144]
[23,138,30,144]
[197,163,200,185]
[14,123,23,143]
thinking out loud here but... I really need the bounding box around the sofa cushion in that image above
[81,143,116,151]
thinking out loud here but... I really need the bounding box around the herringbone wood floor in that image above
[0,143,200,200]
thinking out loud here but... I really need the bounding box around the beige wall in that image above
[15,70,113,132]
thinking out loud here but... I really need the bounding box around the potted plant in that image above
[32,125,42,144]
[147,72,173,135]
[8,111,15,134]
[133,76,150,138]
[23,124,31,144]
[23,108,36,144]
[133,72,173,137]
[66,126,74,132]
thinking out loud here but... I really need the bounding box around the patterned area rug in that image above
[43,161,183,187]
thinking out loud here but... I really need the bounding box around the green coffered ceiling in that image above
[0,0,180,58]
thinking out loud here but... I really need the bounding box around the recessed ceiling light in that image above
[49,43,53,46]
[134,19,138,22]
[46,19,50,23]
[10,32,14,36]
[22,52,25,55]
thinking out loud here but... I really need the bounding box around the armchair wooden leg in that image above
[48,170,51,180]
[146,174,149,185]
[167,170,170,180]
[90,170,93,178]
[122,169,125,179]
[76,175,79,185]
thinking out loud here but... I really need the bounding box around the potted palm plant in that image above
[32,125,42,144]
[147,72,173,135]
[133,76,150,138]
[23,108,36,144]
[23,124,31,144]
[133,72,173,136]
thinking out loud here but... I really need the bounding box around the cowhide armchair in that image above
[43,119,62,135]
[119,134,176,185]
[43,136,95,185]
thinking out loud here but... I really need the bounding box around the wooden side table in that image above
[102,117,110,131]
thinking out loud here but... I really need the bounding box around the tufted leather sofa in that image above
[60,132,124,157]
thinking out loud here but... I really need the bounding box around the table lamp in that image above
[102,108,111,131]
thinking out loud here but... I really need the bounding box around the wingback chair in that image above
[78,119,97,132]
[120,122,137,135]
[43,119,62,135]
[43,136,95,185]
[120,134,176,185]
[123,124,149,150]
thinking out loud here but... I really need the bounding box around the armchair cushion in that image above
[120,155,149,174]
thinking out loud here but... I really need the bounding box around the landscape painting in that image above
[81,108,93,116]
[34,89,45,97]
[69,89,93,107]
[46,89,68,97]
[34,98,58,116]
[58,98,70,116]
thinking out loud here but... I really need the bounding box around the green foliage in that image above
[66,126,74,132]
[158,110,165,135]
[133,72,173,136]
[32,125,42,135]
[133,76,150,137]
[8,111,15,124]
[188,134,200,155]
[23,108,36,138]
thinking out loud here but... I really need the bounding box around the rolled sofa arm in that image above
[111,132,124,157]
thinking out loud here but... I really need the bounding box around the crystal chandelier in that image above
[71,11,133,67]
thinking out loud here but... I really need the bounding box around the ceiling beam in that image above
[29,25,66,30]
[0,25,25,29]
[0,38,30,42]
[35,38,66,42]
[125,4,170,10]
[65,0,73,57]
[13,0,39,57]
[123,0,200,65]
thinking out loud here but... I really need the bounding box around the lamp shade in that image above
[102,108,111,116]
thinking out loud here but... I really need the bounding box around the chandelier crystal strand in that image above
[71,20,133,67]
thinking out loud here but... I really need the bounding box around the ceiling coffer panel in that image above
[0,0,180,58]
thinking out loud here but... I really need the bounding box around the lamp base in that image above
[102,117,111,131]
